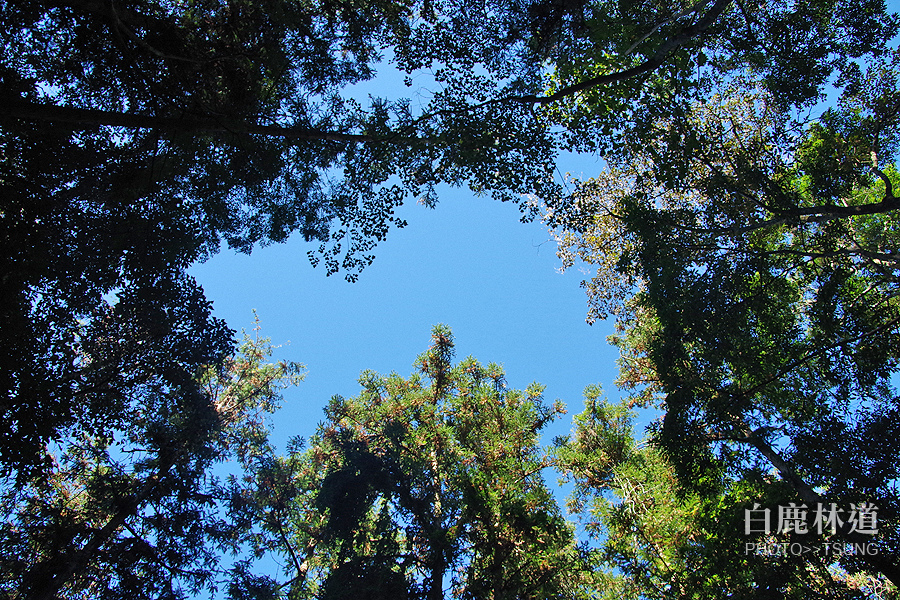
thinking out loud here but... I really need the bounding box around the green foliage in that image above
[550,36,900,598]
[0,0,567,481]
[5,0,897,481]
[231,326,587,599]
[0,326,303,599]
[555,392,897,599]
[5,0,900,596]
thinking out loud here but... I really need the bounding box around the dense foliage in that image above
[227,325,586,599]
[550,22,900,600]
[0,327,304,599]
[1,0,562,480]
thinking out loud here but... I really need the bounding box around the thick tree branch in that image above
[732,424,900,588]
[781,196,900,219]
[2,101,430,146]
[505,0,732,105]
[754,246,900,266]
[669,195,900,237]
[872,166,896,199]
[622,0,716,57]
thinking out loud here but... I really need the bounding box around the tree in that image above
[1,0,564,275]
[228,325,587,599]
[0,0,562,479]
[549,44,900,595]
[555,389,892,599]
[0,325,304,600]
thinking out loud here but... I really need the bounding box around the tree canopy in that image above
[5,0,897,470]
[549,25,900,600]
[1,326,304,599]
[227,325,586,600]
[4,0,900,596]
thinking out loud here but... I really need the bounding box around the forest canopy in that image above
[2,0,900,597]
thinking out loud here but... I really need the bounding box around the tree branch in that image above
[366,0,732,135]
[871,166,896,200]
[26,455,175,600]
[504,0,732,105]
[622,0,717,58]
[667,195,900,237]
[2,101,431,146]
[731,424,900,588]
[45,0,162,30]
[7,0,735,152]
[732,314,900,404]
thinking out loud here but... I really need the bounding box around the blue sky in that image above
[189,173,627,453]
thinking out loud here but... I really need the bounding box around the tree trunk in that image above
[742,426,900,589]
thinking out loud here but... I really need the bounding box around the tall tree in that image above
[0,325,304,599]
[0,0,559,478]
[228,325,587,600]
[555,389,892,599]
[549,46,900,594]
[5,1,900,595]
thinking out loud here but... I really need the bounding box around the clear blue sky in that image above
[189,175,627,453]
